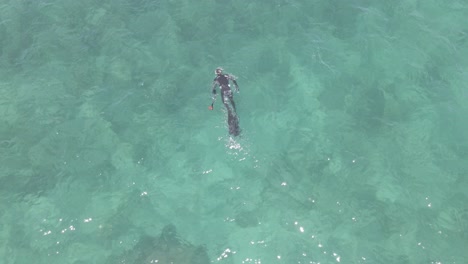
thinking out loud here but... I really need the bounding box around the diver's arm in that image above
[232,79,239,92]
[211,80,218,98]
[228,74,239,92]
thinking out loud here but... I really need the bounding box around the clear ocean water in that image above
[1,0,467,263]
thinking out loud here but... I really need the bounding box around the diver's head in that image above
[215,67,223,75]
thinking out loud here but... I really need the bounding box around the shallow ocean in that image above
[0,0,467,263]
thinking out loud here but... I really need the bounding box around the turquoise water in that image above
[1,0,467,263]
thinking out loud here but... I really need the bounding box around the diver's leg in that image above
[222,93,230,111]
[229,96,237,113]
[223,102,230,111]
[227,107,240,136]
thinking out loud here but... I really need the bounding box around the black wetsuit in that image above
[212,74,238,112]
[212,73,240,136]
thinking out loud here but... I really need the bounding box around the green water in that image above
[1,0,467,263]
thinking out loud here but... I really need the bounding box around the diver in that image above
[210,67,239,112]
[209,67,241,136]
